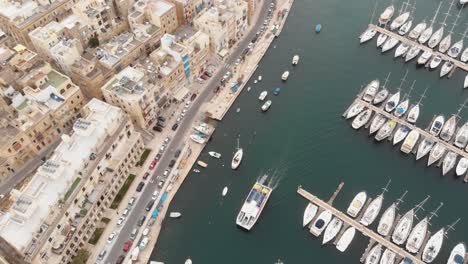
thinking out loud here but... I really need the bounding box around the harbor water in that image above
[150,0,468,263]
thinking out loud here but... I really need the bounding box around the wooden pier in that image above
[367,24,468,74]
[298,185,425,264]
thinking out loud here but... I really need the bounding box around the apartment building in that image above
[148,0,179,34]
[0,99,143,264]
[166,0,197,25]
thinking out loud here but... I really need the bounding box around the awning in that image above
[172,87,190,101]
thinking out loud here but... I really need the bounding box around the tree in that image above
[88,34,100,48]
[71,249,90,264]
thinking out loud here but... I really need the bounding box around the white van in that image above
[152,190,159,200]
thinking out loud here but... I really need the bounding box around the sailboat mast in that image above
[405,80,416,100]
[441,0,456,27]
[413,195,430,215]
[449,7,463,34]
[416,86,428,106]
[369,0,378,25]
[395,190,408,208]
[397,70,409,91]
[427,202,444,222]
[429,1,443,27]
[445,218,461,235]
[381,179,392,195]
[382,72,392,90]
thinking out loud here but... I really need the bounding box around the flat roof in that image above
[151,0,174,17]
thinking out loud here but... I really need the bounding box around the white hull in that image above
[346,102,365,119]
[442,151,457,175]
[303,203,318,227]
[427,142,446,166]
[209,151,221,158]
[379,5,395,25]
[465,75,468,89]
[360,195,383,226]
[422,229,444,263]
[398,20,412,35]
[390,12,410,30]
[448,39,463,58]
[416,138,434,160]
[281,71,289,81]
[462,48,468,62]
[393,126,410,145]
[377,204,396,236]
[447,243,466,264]
[382,38,400,53]
[222,186,228,196]
[406,218,429,253]
[310,210,333,236]
[369,114,387,135]
[394,99,409,117]
[419,26,433,44]
[401,130,420,154]
[322,217,343,244]
[406,104,420,124]
[429,55,442,69]
[365,244,383,264]
[380,249,396,264]
[373,89,389,105]
[375,121,397,141]
[392,209,414,245]
[429,115,445,136]
[455,123,468,148]
[231,149,243,170]
[347,191,367,218]
[259,91,268,101]
[292,55,300,65]
[428,27,444,49]
[363,80,380,102]
[377,34,388,47]
[385,92,400,112]
[456,158,468,176]
[395,43,410,58]
[408,22,427,39]
[336,227,356,252]
[405,46,421,62]
[439,34,452,53]
[417,50,432,65]
[361,29,377,44]
[440,116,457,141]
[352,109,373,130]
[440,61,454,78]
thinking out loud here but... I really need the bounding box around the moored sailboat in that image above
[393,126,410,145]
[456,158,468,176]
[336,227,356,252]
[440,115,457,141]
[401,130,420,154]
[442,151,457,175]
[416,138,435,160]
[369,114,387,135]
[322,217,343,244]
[427,142,446,166]
[375,120,397,141]
[303,203,318,227]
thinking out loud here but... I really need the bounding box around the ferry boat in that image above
[231,138,243,170]
[440,61,454,78]
[359,195,383,226]
[429,115,445,136]
[346,102,365,119]
[303,203,318,227]
[373,89,389,105]
[379,5,395,25]
[377,204,397,236]
[369,114,387,135]
[447,243,466,264]
[352,109,373,130]
[394,99,409,117]
[209,151,221,158]
[382,38,400,53]
[360,28,377,44]
[385,92,400,112]
[393,125,410,145]
[236,177,272,230]
[380,249,396,264]
[428,27,444,49]
[442,152,457,175]
[429,55,442,69]
[416,138,435,160]
[310,210,333,236]
[292,55,300,65]
[440,116,457,141]
[363,80,380,102]
[261,100,272,112]
[417,50,433,65]
[419,26,434,44]
[390,12,410,30]
[398,20,413,36]
[346,191,367,218]
[405,46,421,62]
[322,217,343,244]
[427,142,446,166]
[439,34,452,53]
[456,158,468,176]
[377,34,388,48]
[422,229,445,263]
[406,217,429,253]
[375,120,397,142]
[408,21,427,39]
[455,122,468,148]
[406,104,420,123]
[259,91,268,101]
[365,244,383,264]
[336,227,356,252]
[281,71,289,81]
[401,130,420,154]
[222,186,228,197]
[447,39,463,58]
[395,43,410,58]
[392,209,414,245]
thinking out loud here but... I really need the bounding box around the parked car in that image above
[158,116,166,122]
[163,170,169,177]
[107,232,117,244]
[116,255,125,264]
[164,137,171,144]
[136,181,145,192]
[174,149,181,158]
[143,172,150,179]
[128,197,136,206]
[123,240,133,252]
[155,153,162,160]
[157,120,166,127]
[152,190,159,200]
[172,123,179,131]
[153,126,163,132]
[130,228,138,241]
[97,250,107,260]
[158,181,164,188]
[137,215,146,226]
[122,208,129,217]
[139,236,149,250]
[168,159,176,168]
[190,93,197,101]
[149,160,157,170]
[145,200,155,211]
[117,216,125,225]
[142,227,150,236]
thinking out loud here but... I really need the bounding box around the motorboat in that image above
[190,134,206,144]
[462,47,468,62]
[382,38,400,53]
[359,195,383,226]
[408,21,427,39]
[394,99,409,117]
[258,75,262,81]
[222,186,228,197]
[429,55,442,69]
[197,160,208,168]
[447,243,466,264]
[231,138,243,170]
[394,43,410,58]
[440,61,454,78]
[398,20,413,35]
[369,114,387,135]
[261,100,272,112]
[315,24,322,33]
[427,142,446,166]
[303,203,318,227]
[193,169,200,173]
[455,122,468,148]
[440,115,457,141]
[352,109,372,130]
[406,217,429,253]
[363,79,380,102]
[365,244,383,264]
[380,249,396,264]
[346,102,365,119]
[185,258,192,264]
[422,229,445,263]
[405,46,421,62]
[385,92,400,112]
[377,34,388,48]
[336,227,356,252]
[392,209,414,245]
[417,50,432,65]
[209,151,221,158]
[360,28,377,44]
[292,55,300,65]
[406,104,420,124]
[274,88,281,95]
[428,27,444,48]
[236,176,272,230]
[465,75,468,89]
[259,91,268,101]
[439,34,452,53]
[401,130,420,154]
[456,158,468,176]
[429,115,445,136]
[442,151,457,175]
[461,0,468,4]
[393,125,410,145]
[448,39,463,58]
[377,204,396,236]
[419,26,434,44]
[390,12,410,30]
[281,71,289,81]
[169,212,182,218]
[373,89,389,105]
[375,121,397,141]
[322,217,343,244]
[347,191,367,218]
[310,210,332,236]
[379,5,395,25]
[416,138,435,160]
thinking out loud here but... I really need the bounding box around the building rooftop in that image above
[150,0,174,17]
[0,0,65,27]
[104,66,146,98]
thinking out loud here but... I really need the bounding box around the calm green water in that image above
[150,0,468,263]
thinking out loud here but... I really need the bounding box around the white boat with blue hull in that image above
[385,92,400,112]
[447,243,466,264]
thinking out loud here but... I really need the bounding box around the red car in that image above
[149,160,157,170]
[123,240,133,252]
[143,172,150,180]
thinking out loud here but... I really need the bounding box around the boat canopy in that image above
[455,255,464,264]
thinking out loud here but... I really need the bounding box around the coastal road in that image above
[103,1,273,262]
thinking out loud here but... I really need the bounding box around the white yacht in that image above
[394,99,409,117]
[292,55,300,65]
[382,38,400,53]
[352,109,372,130]
[363,80,380,102]
[231,139,243,170]
[440,61,454,78]
[395,43,410,58]
[405,46,421,62]
[428,27,444,49]
[455,122,468,148]
[465,75,468,89]
[359,195,383,226]
[456,158,468,176]
[393,126,410,145]
[390,12,410,30]
[369,114,387,135]
[377,34,388,48]
[447,243,466,264]
[427,142,446,166]
[322,217,343,244]
[406,104,420,124]
[408,22,427,39]
[261,100,272,112]
[379,5,395,25]
[185,258,192,264]
[419,26,434,44]
[281,71,289,81]
[401,130,420,154]
[398,20,413,35]
[347,191,367,218]
[448,39,463,58]
[375,121,397,141]
[377,204,397,236]
[258,75,262,81]
[439,34,452,53]
[406,217,429,253]
[385,92,400,112]
[380,249,396,264]
[259,91,268,101]
[392,209,414,245]
[310,210,333,236]
[422,229,445,263]
[303,203,318,227]
[373,89,389,105]
[442,151,457,175]
[429,55,442,69]
[429,115,445,136]
[209,151,221,158]
[336,227,356,252]
[360,29,377,44]
[416,138,435,160]
[462,47,468,62]
[417,50,432,65]
[365,244,383,264]
[222,186,228,196]
[440,116,457,141]
[346,102,365,119]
